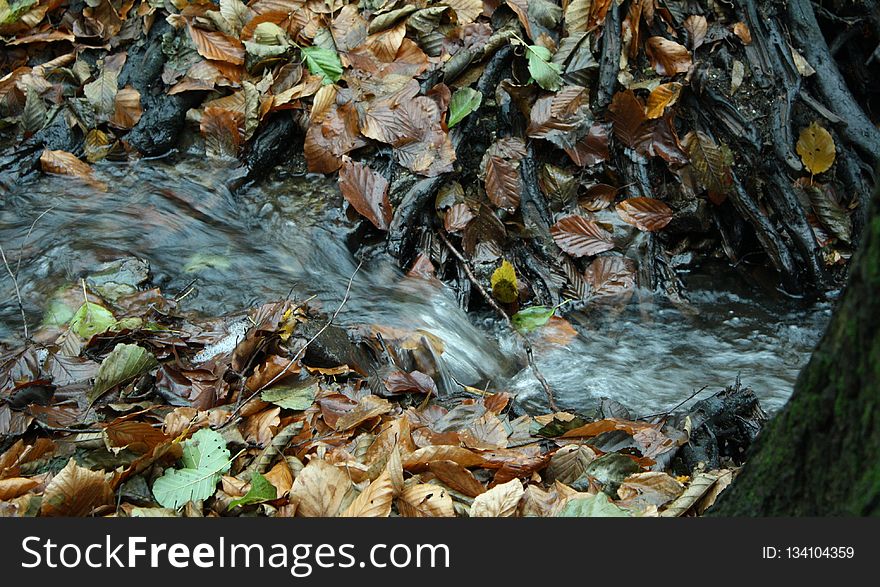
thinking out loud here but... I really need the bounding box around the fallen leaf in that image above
[796,121,836,175]
[40,459,113,516]
[338,157,392,230]
[615,197,674,231]
[646,37,692,76]
[550,215,615,257]
[469,478,523,517]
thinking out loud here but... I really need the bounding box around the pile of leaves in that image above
[0,0,856,309]
[0,277,734,517]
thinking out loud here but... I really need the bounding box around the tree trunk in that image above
[710,182,880,516]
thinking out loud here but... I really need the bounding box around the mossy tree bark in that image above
[710,183,880,516]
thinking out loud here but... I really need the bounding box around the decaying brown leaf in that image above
[339,157,393,231]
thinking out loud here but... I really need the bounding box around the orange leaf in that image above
[109,86,143,129]
[40,458,113,516]
[200,106,241,159]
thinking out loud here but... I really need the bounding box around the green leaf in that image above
[526,45,563,91]
[556,493,630,517]
[261,378,318,410]
[69,302,115,338]
[300,46,343,84]
[152,429,231,509]
[89,343,158,405]
[1,0,37,25]
[512,306,556,333]
[228,473,277,509]
[448,87,482,128]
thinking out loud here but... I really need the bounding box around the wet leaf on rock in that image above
[615,197,674,232]
[338,157,392,231]
[796,121,836,175]
[550,215,615,257]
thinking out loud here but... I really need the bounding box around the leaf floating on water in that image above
[550,215,615,257]
[490,259,519,303]
[796,121,836,175]
[89,343,158,405]
[338,157,393,231]
[447,87,482,128]
[39,149,94,181]
[615,197,674,232]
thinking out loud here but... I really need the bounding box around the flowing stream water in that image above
[0,158,833,414]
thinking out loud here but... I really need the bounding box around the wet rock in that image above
[298,320,379,378]
[86,257,150,302]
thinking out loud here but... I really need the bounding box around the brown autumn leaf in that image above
[187,23,245,65]
[289,458,353,517]
[384,370,438,396]
[40,458,113,516]
[546,444,597,484]
[241,406,281,447]
[527,86,591,150]
[564,122,610,167]
[444,202,475,232]
[618,471,684,507]
[403,445,488,472]
[733,22,752,45]
[338,157,392,231]
[109,86,142,129]
[264,460,293,498]
[397,483,454,517]
[561,417,655,438]
[461,412,509,450]
[646,37,693,76]
[615,197,674,231]
[304,100,365,173]
[585,256,637,300]
[579,183,617,211]
[39,149,94,180]
[481,137,527,211]
[427,460,486,497]
[341,469,394,517]
[0,477,39,500]
[550,215,615,257]
[200,106,241,159]
[469,478,523,517]
[684,15,708,49]
[645,82,682,119]
[607,90,647,150]
[333,395,392,431]
[103,420,169,454]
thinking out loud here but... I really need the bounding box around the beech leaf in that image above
[448,87,482,128]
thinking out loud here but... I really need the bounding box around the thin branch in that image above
[218,261,363,426]
[437,231,558,412]
[0,244,28,340]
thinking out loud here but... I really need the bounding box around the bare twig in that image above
[218,261,363,426]
[0,244,28,340]
[437,231,558,412]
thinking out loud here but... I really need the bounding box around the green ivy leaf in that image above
[448,87,482,128]
[300,46,343,84]
[228,473,277,509]
[525,44,563,91]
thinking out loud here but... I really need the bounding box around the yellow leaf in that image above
[645,82,682,119]
[796,121,835,175]
[490,259,518,303]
